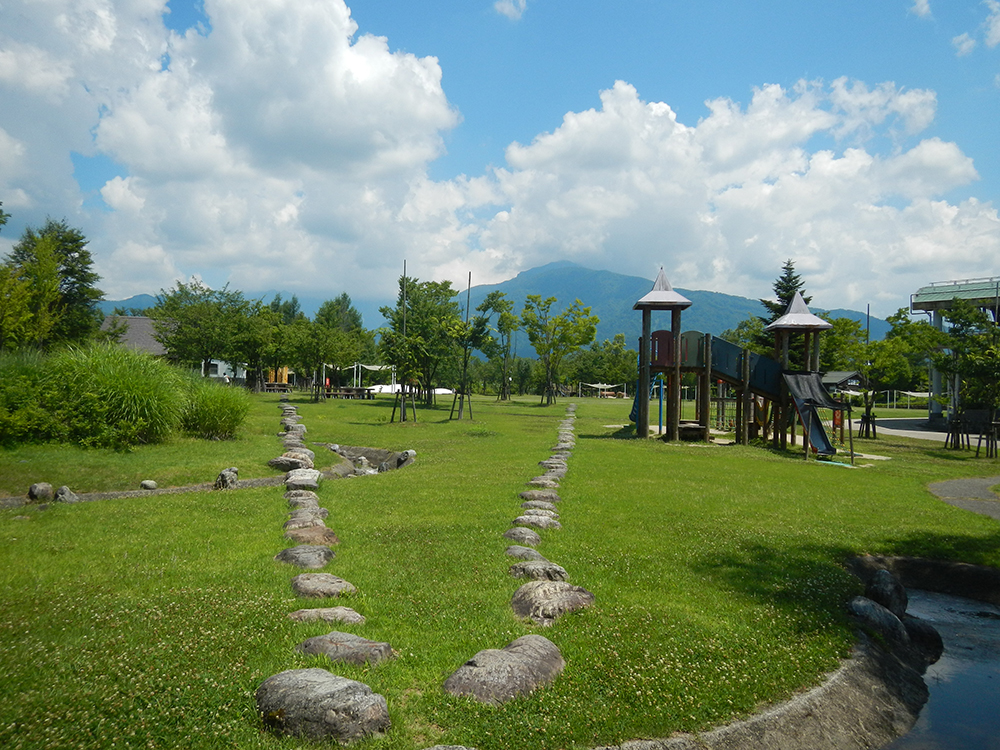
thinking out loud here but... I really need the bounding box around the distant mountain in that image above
[97,294,157,314]
[99,262,890,353]
[464,261,889,355]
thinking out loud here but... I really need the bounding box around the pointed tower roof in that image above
[765,292,832,331]
[633,268,692,311]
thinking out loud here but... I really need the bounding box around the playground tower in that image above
[633,268,691,440]
[765,292,832,449]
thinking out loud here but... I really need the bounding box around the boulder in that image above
[503,527,541,546]
[275,545,336,569]
[511,581,595,626]
[292,573,357,598]
[285,526,341,546]
[288,607,365,625]
[848,596,909,646]
[506,545,546,561]
[286,468,321,491]
[140,479,157,490]
[28,483,53,502]
[519,489,560,503]
[54,486,80,504]
[513,515,562,530]
[442,635,565,705]
[256,668,389,742]
[902,614,944,664]
[865,569,908,619]
[510,560,568,582]
[295,631,395,665]
[214,467,239,490]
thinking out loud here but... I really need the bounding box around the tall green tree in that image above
[477,290,519,400]
[269,293,305,324]
[568,333,636,389]
[936,301,1000,411]
[315,293,364,332]
[150,281,250,375]
[8,219,103,344]
[755,259,812,367]
[18,234,63,348]
[521,295,599,405]
[0,204,33,351]
[379,276,462,404]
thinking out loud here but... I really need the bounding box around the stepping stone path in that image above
[444,403,594,705]
[258,399,396,743]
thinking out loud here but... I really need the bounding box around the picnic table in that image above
[264,383,291,393]
[324,387,374,400]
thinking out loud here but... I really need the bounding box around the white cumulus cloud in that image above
[495,0,527,21]
[909,0,932,18]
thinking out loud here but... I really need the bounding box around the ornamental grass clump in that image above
[43,342,185,448]
[181,376,251,440]
[0,350,56,447]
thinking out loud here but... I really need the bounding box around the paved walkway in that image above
[874,418,948,443]
[927,475,1000,521]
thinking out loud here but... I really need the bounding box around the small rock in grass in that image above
[214,467,239,490]
[521,508,559,519]
[295,631,395,665]
[292,573,357,598]
[28,483,53,502]
[54,486,80,503]
[140,480,157,491]
[521,500,557,511]
[519,489,560,503]
[288,607,365,625]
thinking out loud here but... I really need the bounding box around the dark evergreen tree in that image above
[755,259,812,363]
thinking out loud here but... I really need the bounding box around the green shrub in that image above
[42,343,186,449]
[0,351,60,447]
[180,377,251,439]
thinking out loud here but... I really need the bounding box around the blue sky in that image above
[1,0,998,319]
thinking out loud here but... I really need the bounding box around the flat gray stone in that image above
[275,545,336,569]
[284,514,327,531]
[286,468,321,491]
[511,581,595,626]
[269,453,315,471]
[528,476,560,489]
[513,515,562,530]
[295,631,395,665]
[506,545,546,561]
[521,508,559,520]
[510,560,568,582]
[285,526,341,546]
[443,635,565,705]
[256,668,389,742]
[289,506,329,521]
[288,607,365,625]
[519,489,560,503]
[292,573,357,598]
[503,527,541,546]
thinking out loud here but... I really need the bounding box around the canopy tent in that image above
[579,382,626,397]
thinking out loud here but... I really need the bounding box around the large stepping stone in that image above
[288,607,365,625]
[286,468,321,491]
[511,581,595,626]
[513,515,562,530]
[256,668,390,742]
[503,527,541,546]
[284,514,327,531]
[292,573,357,598]
[510,560,568,582]
[543,467,567,479]
[288,506,329,521]
[521,500,558,512]
[269,453,315,471]
[519,489,560,503]
[528,476,560,489]
[286,490,321,509]
[506,545,546,561]
[275,545,336,569]
[295,631,395,665]
[538,458,567,470]
[521,508,559,520]
[285,526,341,546]
[442,635,565,705]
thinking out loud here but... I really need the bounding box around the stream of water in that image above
[883,589,1000,750]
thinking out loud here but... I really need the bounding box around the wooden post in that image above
[701,333,713,442]
[740,348,751,445]
[670,308,682,441]
[637,310,651,438]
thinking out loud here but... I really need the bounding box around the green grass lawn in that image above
[1,393,999,749]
